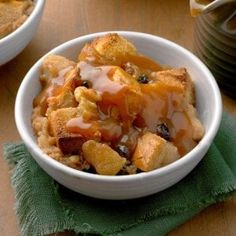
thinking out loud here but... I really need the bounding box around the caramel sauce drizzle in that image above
[66,57,196,156]
[35,51,198,157]
[33,66,73,114]
[66,61,129,143]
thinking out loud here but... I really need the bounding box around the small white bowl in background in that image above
[0,0,45,66]
[15,31,222,200]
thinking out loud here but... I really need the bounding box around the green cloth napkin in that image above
[4,112,236,236]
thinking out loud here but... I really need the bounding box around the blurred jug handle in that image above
[190,0,235,16]
[221,11,236,34]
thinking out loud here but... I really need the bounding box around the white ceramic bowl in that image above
[15,31,222,200]
[0,0,45,66]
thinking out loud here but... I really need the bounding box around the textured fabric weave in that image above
[4,112,236,236]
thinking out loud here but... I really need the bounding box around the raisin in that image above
[81,80,90,88]
[115,145,129,158]
[156,123,170,140]
[137,74,149,84]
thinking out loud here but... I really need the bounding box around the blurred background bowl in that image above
[193,1,236,98]
[0,0,45,66]
[15,31,222,200]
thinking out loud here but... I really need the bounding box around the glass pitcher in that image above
[190,0,236,98]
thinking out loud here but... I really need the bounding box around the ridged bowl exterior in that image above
[194,3,236,97]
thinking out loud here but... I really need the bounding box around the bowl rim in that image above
[0,0,45,44]
[15,31,222,183]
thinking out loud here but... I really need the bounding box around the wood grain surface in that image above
[0,0,235,235]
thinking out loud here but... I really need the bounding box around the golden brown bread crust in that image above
[152,68,195,104]
[79,33,137,64]
[92,33,137,58]
[108,66,144,118]
[150,68,204,144]
[132,132,179,172]
[33,55,78,116]
[45,68,79,116]
[49,108,86,155]
[40,55,76,84]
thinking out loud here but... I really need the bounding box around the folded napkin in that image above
[4,112,236,236]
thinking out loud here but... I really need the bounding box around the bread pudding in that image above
[0,0,34,39]
[32,33,204,175]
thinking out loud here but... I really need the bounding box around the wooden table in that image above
[0,0,235,235]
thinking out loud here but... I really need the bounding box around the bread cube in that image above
[110,67,144,117]
[152,68,195,104]
[46,90,77,116]
[132,132,179,171]
[92,33,137,58]
[79,33,137,64]
[49,108,86,155]
[40,55,76,83]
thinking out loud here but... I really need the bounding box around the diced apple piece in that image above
[82,140,126,175]
[132,132,179,171]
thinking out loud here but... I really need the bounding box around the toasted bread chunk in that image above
[0,0,33,38]
[79,33,137,64]
[46,90,77,116]
[34,62,79,116]
[132,132,179,171]
[40,55,76,83]
[147,68,204,143]
[92,33,137,58]
[153,68,195,104]
[78,61,144,121]
[111,67,144,117]
[49,108,86,155]
[46,68,80,116]
[82,140,126,175]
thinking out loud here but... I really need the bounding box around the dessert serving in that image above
[32,33,204,175]
[0,0,34,39]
